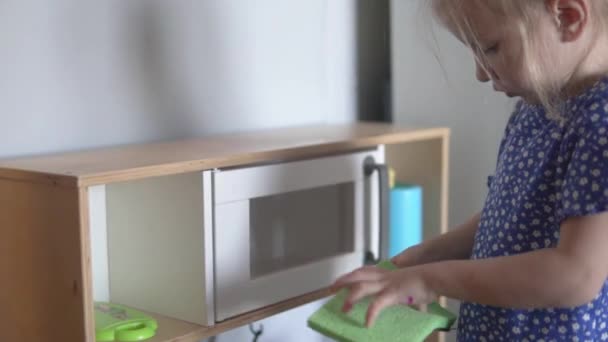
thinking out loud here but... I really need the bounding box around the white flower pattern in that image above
[458,78,608,341]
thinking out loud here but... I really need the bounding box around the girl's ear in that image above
[546,0,588,42]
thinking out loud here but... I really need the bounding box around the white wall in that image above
[0,0,357,159]
[390,2,513,339]
[0,1,357,341]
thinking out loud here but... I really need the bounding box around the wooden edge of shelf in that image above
[77,128,451,187]
[0,126,450,187]
[144,287,333,342]
[0,167,78,187]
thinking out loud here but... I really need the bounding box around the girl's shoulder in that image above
[566,76,608,132]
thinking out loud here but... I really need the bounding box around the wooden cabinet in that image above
[0,123,449,342]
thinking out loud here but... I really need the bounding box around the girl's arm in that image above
[334,211,608,326]
[425,211,608,308]
[391,212,481,267]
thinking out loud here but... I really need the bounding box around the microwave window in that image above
[249,182,355,278]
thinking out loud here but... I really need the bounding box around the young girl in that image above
[332,0,608,340]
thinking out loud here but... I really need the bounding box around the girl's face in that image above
[439,3,529,99]
[437,1,589,103]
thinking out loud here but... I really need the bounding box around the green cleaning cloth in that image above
[307,260,457,342]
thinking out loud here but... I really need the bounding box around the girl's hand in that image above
[331,265,437,327]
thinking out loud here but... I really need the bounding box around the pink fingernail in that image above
[407,296,414,305]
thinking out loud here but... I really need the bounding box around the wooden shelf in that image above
[0,123,450,342]
[144,288,331,342]
[0,123,448,187]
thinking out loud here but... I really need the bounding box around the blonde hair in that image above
[431,0,608,119]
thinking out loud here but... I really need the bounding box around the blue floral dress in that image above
[458,77,608,341]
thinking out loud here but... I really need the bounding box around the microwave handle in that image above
[363,157,390,265]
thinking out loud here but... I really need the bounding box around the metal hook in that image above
[249,322,264,342]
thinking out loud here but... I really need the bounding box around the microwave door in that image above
[213,150,384,321]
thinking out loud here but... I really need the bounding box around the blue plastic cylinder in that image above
[389,184,423,258]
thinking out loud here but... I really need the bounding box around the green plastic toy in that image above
[95,302,158,342]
